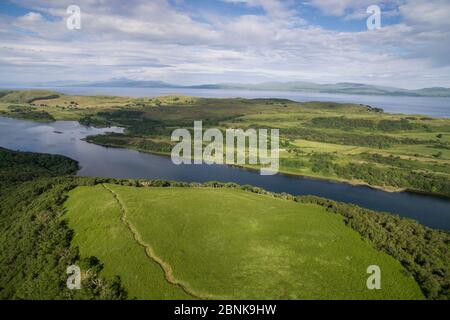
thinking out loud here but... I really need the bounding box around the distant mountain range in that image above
[32,78,450,97]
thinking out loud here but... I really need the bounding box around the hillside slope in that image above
[65,184,424,299]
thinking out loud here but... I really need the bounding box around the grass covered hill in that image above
[65,184,424,300]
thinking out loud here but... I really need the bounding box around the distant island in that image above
[28,78,450,97]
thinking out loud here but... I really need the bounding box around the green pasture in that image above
[64,184,424,300]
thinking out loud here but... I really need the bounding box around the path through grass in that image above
[65,184,424,299]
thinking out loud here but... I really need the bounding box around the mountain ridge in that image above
[29,79,450,97]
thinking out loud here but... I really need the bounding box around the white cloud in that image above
[400,0,450,30]
[221,0,295,18]
[307,0,372,16]
[0,0,449,88]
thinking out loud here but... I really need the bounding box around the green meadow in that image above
[64,184,424,300]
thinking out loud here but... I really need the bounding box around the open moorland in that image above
[1,89,450,196]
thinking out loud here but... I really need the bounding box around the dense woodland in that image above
[0,147,78,187]
[85,133,174,154]
[0,148,127,299]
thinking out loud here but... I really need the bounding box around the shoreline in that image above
[83,136,450,200]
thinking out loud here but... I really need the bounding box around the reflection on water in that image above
[1,116,449,230]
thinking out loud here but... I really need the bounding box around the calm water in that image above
[1,116,449,230]
[32,86,450,118]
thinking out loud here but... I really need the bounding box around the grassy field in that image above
[64,184,424,300]
[1,89,450,196]
[63,184,190,300]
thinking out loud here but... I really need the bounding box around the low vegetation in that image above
[0,105,55,121]
[309,116,428,132]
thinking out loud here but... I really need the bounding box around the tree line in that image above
[308,152,450,196]
[283,127,433,148]
[310,116,429,132]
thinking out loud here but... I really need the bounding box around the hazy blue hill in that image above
[88,78,178,88]
[412,87,450,97]
[22,78,450,97]
[190,81,450,97]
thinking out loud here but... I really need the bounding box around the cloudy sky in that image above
[1,0,450,89]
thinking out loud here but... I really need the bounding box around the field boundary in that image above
[102,183,215,300]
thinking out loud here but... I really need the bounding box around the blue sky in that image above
[0,0,449,88]
[176,0,401,32]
